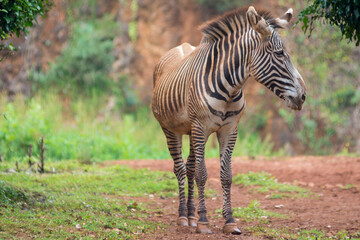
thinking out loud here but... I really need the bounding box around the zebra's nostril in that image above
[301,94,306,101]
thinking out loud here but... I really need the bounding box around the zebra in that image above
[151,6,306,235]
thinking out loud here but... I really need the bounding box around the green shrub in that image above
[30,15,118,96]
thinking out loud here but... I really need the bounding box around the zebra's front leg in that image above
[191,126,211,233]
[162,128,188,226]
[217,127,242,235]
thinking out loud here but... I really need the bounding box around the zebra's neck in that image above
[199,21,259,102]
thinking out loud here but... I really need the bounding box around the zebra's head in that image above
[247,6,306,111]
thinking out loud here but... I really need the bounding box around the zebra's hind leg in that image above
[186,139,197,227]
[217,127,242,235]
[162,128,188,226]
[191,126,212,234]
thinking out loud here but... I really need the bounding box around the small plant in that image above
[128,0,138,42]
[0,181,28,204]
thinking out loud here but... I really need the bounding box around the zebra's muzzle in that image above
[287,95,304,111]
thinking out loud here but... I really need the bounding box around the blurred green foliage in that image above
[281,22,360,154]
[0,93,280,162]
[0,94,169,162]
[30,15,118,96]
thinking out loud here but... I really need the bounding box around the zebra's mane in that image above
[200,7,280,41]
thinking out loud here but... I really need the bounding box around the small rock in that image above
[327,225,332,228]
[260,216,268,219]
[274,204,284,209]
[76,224,81,229]
[149,194,154,198]
[296,181,307,186]
[325,184,334,189]
[308,182,315,187]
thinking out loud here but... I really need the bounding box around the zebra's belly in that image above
[154,109,192,135]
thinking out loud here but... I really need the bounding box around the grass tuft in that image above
[0,181,28,204]
[233,171,309,198]
[216,200,286,223]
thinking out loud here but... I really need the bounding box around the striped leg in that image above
[186,139,197,227]
[217,127,241,235]
[162,128,188,226]
[191,125,211,233]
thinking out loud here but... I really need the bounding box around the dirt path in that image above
[104,156,360,239]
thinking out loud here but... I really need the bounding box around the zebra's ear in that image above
[247,6,272,39]
[274,8,293,28]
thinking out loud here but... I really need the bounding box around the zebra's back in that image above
[153,43,196,86]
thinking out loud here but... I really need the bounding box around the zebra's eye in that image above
[274,49,284,56]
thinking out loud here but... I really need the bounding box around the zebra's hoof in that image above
[177,216,188,226]
[196,222,212,234]
[223,223,242,235]
[188,216,197,227]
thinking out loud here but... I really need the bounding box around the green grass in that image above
[233,171,309,199]
[247,226,360,240]
[0,162,177,239]
[0,93,283,163]
[215,200,286,224]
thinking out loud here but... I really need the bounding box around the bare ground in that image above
[103,156,360,239]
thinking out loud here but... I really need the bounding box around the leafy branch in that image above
[296,0,360,46]
[0,0,53,51]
